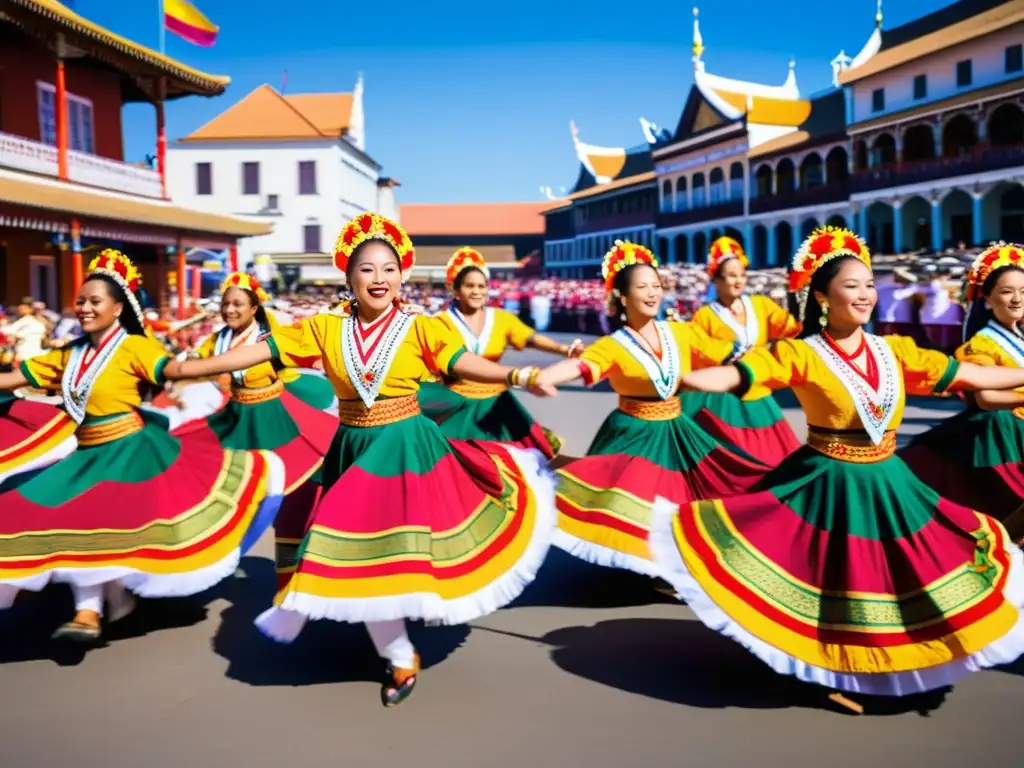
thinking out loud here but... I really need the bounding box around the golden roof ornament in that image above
[692,7,704,67]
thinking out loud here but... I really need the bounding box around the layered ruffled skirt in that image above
[680,391,799,467]
[0,410,271,607]
[0,394,77,486]
[554,397,767,577]
[649,438,1024,696]
[258,396,556,642]
[900,407,1024,523]
[418,380,560,458]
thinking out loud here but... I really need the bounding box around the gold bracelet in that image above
[506,368,519,387]
[526,367,540,390]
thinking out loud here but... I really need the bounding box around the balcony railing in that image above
[657,200,743,229]
[750,181,849,214]
[577,210,656,235]
[0,131,163,199]
[850,142,1024,193]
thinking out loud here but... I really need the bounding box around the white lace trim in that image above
[611,321,681,401]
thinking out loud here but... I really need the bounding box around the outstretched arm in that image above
[954,362,1024,393]
[451,352,555,396]
[973,389,1024,411]
[0,370,28,391]
[163,341,272,381]
[534,358,587,389]
[679,364,745,394]
[529,333,584,358]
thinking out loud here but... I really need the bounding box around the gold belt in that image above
[1013,406,1024,421]
[806,428,896,463]
[618,396,681,421]
[77,412,144,447]
[338,395,420,427]
[448,380,509,399]
[231,380,284,405]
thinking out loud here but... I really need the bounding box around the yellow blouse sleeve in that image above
[414,315,466,376]
[954,336,998,367]
[888,335,959,396]
[685,322,741,370]
[736,339,808,390]
[267,316,327,369]
[690,306,716,336]
[19,347,70,389]
[578,336,618,386]
[127,335,173,385]
[502,311,536,351]
[756,295,802,339]
[193,333,218,360]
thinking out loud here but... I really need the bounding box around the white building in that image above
[166,76,399,280]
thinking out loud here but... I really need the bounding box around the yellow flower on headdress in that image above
[962,242,1024,305]
[333,213,416,275]
[707,236,748,277]
[87,248,143,293]
[220,272,271,304]
[601,240,658,294]
[445,247,489,290]
[788,226,871,294]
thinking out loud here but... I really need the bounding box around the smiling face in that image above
[986,267,1024,327]
[815,258,877,331]
[621,264,663,324]
[348,240,402,314]
[713,258,747,304]
[221,286,259,332]
[75,278,122,335]
[454,268,488,312]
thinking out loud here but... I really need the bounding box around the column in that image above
[70,218,82,292]
[666,235,677,265]
[930,199,942,251]
[229,244,239,273]
[858,205,869,240]
[767,225,777,266]
[157,245,168,315]
[893,201,903,254]
[55,57,69,180]
[743,222,754,267]
[972,194,984,246]
[155,77,168,199]
[176,240,187,319]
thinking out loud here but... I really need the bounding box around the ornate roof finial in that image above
[692,7,704,69]
[876,0,883,27]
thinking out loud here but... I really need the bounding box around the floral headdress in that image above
[220,272,270,304]
[86,248,144,325]
[707,236,748,277]
[601,240,658,294]
[961,242,1024,305]
[334,213,416,277]
[445,247,489,290]
[789,226,871,322]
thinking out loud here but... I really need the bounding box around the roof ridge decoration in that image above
[569,121,627,185]
[832,0,883,85]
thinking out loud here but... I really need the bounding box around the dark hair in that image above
[452,266,487,292]
[607,262,659,332]
[798,255,861,338]
[711,256,746,281]
[223,285,271,333]
[963,264,1024,342]
[82,274,146,336]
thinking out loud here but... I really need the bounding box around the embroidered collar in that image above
[977,321,1024,368]
[215,321,261,383]
[446,306,495,356]
[611,321,680,400]
[710,295,759,352]
[341,308,415,408]
[61,326,130,424]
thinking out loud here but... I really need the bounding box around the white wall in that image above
[850,25,1024,124]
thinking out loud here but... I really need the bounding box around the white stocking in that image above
[365,619,416,669]
[72,583,104,617]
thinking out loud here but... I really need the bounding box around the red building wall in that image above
[0,28,125,161]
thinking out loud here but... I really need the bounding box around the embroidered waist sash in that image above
[231,379,284,405]
[76,412,144,447]
[449,380,509,399]
[618,396,682,421]
[338,395,420,428]
[806,427,896,463]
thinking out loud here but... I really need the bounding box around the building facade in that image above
[542,0,1024,274]
[0,0,269,312]
[167,77,399,275]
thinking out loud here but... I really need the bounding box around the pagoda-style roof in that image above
[0,0,230,100]
[839,0,1022,85]
[565,121,654,197]
[748,90,846,159]
[693,62,809,128]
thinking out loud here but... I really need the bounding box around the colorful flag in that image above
[164,0,219,47]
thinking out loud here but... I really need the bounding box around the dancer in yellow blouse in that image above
[648,227,1024,712]
[418,247,582,458]
[532,241,766,577]
[686,236,801,466]
[170,213,556,708]
[0,250,271,644]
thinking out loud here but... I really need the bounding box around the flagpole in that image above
[158,0,165,54]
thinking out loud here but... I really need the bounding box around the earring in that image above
[818,301,829,329]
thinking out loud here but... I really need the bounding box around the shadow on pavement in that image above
[481,617,951,717]
[211,556,470,687]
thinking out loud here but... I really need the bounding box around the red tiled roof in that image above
[398,202,550,237]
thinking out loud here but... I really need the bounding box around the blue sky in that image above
[77,0,946,203]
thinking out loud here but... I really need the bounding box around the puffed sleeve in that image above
[689,305,716,337]
[887,335,959,396]
[127,335,173,385]
[755,295,802,339]
[267,315,327,369]
[19,347,71,389]
[954,336,998,367]
[578,335,618,386]
[735,339,809,392]
[414,315,466,377]
[502,311,536,351]
[684,322,742,370]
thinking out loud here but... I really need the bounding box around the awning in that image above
[0,170,272,240]
[298,264,343,285]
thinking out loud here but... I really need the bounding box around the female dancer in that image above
[685,236,801,466]
[0,250,272,643]
[642,227,1024,713]
[901,244,1024,524]
[172,213,556,707]
[418,247,582,458]
[533,241,767,577]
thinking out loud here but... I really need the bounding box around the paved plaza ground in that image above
[0,336,1019,767]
